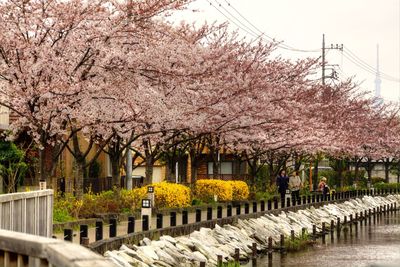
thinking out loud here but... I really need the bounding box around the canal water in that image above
[245,211,400,267]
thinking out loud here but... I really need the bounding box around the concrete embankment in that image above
[103,195,400,267]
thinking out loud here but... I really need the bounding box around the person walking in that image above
[318,177,330,200]
[276,170,289,207]
[289,171,302,203]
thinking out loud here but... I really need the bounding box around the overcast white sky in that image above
[171,0,400,101]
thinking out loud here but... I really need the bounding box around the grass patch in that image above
[284,231,316,252]
[217,261,240,267]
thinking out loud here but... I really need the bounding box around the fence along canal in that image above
[71,189,399,253]
[102,195,400,267]
[246,200,400,267]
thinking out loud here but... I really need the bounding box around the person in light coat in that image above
[289,171,302,203]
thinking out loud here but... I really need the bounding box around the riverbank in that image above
[104,195,400,267]
[249,205,400,267]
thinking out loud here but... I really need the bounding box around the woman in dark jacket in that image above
[276,170,289,206]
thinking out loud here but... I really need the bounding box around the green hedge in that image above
[373,182,400,190]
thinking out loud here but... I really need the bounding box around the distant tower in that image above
[375,44,382,99]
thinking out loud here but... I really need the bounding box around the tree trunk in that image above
[384,158,390,183]
[144,157,154,185]
[354,158,360,183]
[246,158,258,189]
[74,160,85,199]
[110,155,121,188]
[294,158,302,172]
[367,158,372,183]
[268,161,274,187]
[211,147,220,179]
[38,148,47,182]
[165,162,173,182]
[190,151,199,183]
[337,160,344,188]
[313,159,319,189]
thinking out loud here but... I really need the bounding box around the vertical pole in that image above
[268,236,273,257]
[196,209,202,222]
[252,242,257,266]
[126,147,132,190]
[95,220,103,241]
[109,218,117,238]
[217,255,223,267]
[217,206,223,219]
[252,201,257,213]
[128,216,135,234]
[142,215,149,231]
[64,229,73,242]
[309,161,313,191]
[170,212,176,227]
[182,210,188,225]
[280,234,285,253]
[234,248,240,263]
[80,224,88,244]
[81,237,89,247]
[252,242,257,264]
[312,225,317,241]
[322,34,325,81]
[175,161,179,184]
[156,214,163,229]
[207,207,213,220]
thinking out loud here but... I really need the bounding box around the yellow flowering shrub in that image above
[153,182,191,208]
[194,179,233,202]
[127,182,191,209]
[120,187,147,211]
[228,181,250,201]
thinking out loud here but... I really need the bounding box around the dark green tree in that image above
[0,141,28,193]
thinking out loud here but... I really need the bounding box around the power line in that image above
[343,46,400,82]
[208,0,400,84]
[222,0,320,52]
[208,0,320,53]
[342,50,400,83]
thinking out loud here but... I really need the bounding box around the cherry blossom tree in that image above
[0,0,192,196]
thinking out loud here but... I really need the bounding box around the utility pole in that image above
[321,34,343,85]
[322,34,326,85]
[311,34,343,191]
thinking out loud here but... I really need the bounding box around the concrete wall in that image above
[0,190,53,237]
[0,229,115,267]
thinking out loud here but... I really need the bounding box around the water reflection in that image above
[245,212,400,267]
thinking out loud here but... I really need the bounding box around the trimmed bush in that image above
[123,182,191,210]
[374,182,400,190]
[228,181,250,201]
[194,179,233,202]
[148,182,191,209]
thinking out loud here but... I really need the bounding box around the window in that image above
[207,162,233,175]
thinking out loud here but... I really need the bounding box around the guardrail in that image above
[0,229,116,267]
[0,190,53,237]
[87,188,398,254]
